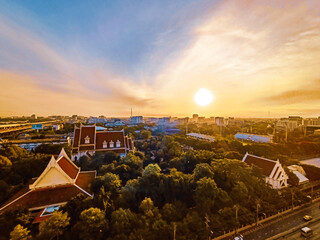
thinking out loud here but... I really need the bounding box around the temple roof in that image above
[243,153,277,176]
[0,148,96,214]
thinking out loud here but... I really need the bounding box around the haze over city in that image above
[1,0,320,117]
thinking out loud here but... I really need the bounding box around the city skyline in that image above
[1,0,320,118]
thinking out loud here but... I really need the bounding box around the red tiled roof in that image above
[243,154,276,176]
[96,131,125,149]
[95,148,126,154]
[1,178,37,208]
[57,157,79,179]
[79,145,95,151]
[75,171,96,194]
[73,128,80,148]
[33,209,51,224]
[0,185,90,214]
[79,125,95,145]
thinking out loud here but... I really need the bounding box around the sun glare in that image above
[194,88,214,106]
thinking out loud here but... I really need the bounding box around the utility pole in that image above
[256,203,260,226]
[235,204,239,235]
[285,124,288,143]
[291,189,294,210]
[186,121,188,135]
[204,214,211,240]
[173,222,176,240]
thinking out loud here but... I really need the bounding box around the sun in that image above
[194,88,214,106]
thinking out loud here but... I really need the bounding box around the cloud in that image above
[264,79,320,105]
[0,14,159,116]
[1,0,320,117]
[151,0,320,117]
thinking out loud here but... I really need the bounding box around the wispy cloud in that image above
[0,0,320,117]
[264,79,320,104]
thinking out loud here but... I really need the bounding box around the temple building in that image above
[71,124,134,161]
[0,148,96,223]
[242,153,288,189]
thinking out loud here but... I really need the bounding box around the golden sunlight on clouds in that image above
[155,0,320,117]
[1,0,320,117]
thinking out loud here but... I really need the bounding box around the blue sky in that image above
[1,0,214,79]
[0,0,320,117]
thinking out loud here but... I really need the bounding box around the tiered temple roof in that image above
[0,148,96,219]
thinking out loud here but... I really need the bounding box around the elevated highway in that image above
[0,121,62,135]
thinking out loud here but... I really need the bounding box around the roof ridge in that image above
[247,154,277,163]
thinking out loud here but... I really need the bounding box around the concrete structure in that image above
[192,114,199,122]
[235,133,272,143]
[276,119,299,131]
[71,124,134,161]
[300,158,320,168]
[0,149,96,223]
[87,117,108,124]
[215,117,225,126]
[130,116,143,124]
[303,118,320,126]
[187,132,215,142]
[287,165,309,185]
[243,153,288,189]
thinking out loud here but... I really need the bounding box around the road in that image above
[244,202,320,240]
[283,220,320,239]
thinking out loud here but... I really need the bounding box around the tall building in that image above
[215,117,225,126]
[130,116,143,124]
[71,124,134,161]
[192,114,199,122]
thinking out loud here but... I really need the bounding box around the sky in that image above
[0,0,320,118]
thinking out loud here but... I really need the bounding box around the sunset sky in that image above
[1,0,320,118]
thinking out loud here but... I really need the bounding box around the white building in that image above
[287,165,309,185]
[242,153,288,189]
[130,116,143,124]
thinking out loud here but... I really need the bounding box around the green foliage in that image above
[38,211,70,239]
[93,172,122,195]
[73,208,108,240]
[143,164,161,176]
[195,177,218,215]
[34,143,71,155]
[1,132,317,239]
[0,155,12,170]
[10,224,31,240]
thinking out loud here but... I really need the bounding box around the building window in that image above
[84,136,90,144]
[109,140,114,148]
[116,140,121,148]
[103,140,108,149]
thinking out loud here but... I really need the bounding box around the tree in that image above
[73,208,108,240]
[195,177,218,215]
[10,224,31,240]
[143,164,161,177]
[38,211,70,240]
[0,155,12,170]
[140,130,151,139]
[168,141,182,158]
[193,163,214,181]
[93,172,122,194]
